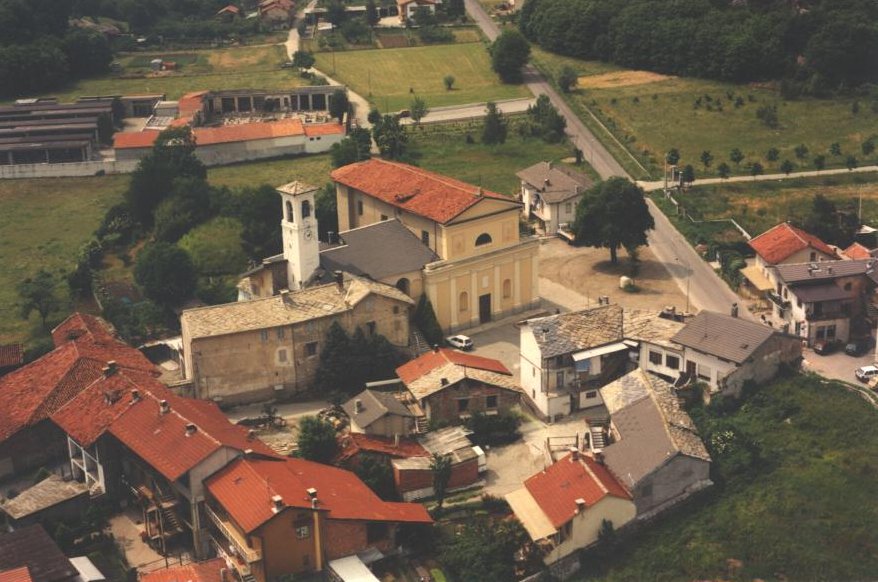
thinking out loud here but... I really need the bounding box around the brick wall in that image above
[0,420,67,478]
[424,380,520,424]
[394,458,479,494]
[323,520,398,560]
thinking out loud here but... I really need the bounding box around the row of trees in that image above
[520,0,878,90]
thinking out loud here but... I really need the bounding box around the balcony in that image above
[767,292,790,310]
[204,504,262,564]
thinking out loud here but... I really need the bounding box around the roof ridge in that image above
[580,458,608,496]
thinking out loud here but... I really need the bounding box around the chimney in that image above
[569,446,579,461]
[271,494,284,513]
[440,378,449,386]
[333,270,344,291]
[547,161,553,170]
[102,360,118,377]
[354,399,363,414]
[476,187,483,197]
[575,498,586,513]
[306,487,318,509]
[574,185,581,195]
[544,178,550,187]
[159,400,170,415]
[432,344,440,353]
[394,433,400,447]
[185,423,197,436]
[247,429,256,440]
[731,303,739,318]
[328,231,335,244]
[280,288,290,302]
[131,389,140,402]
[595,451,605,465]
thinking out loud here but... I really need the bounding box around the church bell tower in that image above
[278,181,320,290]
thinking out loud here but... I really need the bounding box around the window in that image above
[459,291,469,312]
[556,371,564,387]
[295,525,310,539]
[475,233,493,246]
[421,230,430,246]
[565,202,573,214]
[816,326,826,340]
[380,214,388,221]
[278,349,288,363]
[532,366,536,377]
[260,330,269,342]
[665,354,680,370]
[393,306,400,314]
[502,279,512,299]
[301,200,311,219]
[306,341,318,357]
[276,327,285,340]
[285,200,294,222]
[826,324,836,339]
[357,200,364,216]
[697,364,712,382]
[457,399,469,413]
[366,321,376,336]
[585,390,597,399]
[844,282,853,291]
[486,395,498,409]
[810,251,817,261]
[648,351,663,365]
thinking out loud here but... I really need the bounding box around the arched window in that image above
[285,200,294,222]
[396,278,410,295]
[301,199,311,219]
[459,291,469,312]
[503,279,512,299]
[475,233,492,247]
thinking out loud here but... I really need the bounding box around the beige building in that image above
[180,273,414,406]
[331,159,540,332]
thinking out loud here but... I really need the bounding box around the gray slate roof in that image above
[516,161,593,204]
[775,258,878,284]
[528,304,624,359]
[342,389,416,429]
[790,283,851,303]
[319,219,438,282]
[670,311,775,364]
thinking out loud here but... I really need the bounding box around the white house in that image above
[517,161,592,235]
[743,222,838,293]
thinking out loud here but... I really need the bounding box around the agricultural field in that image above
[313,43,530,112]
[534,49,878,179]
[581,373,878,581]
[47,44,299,102]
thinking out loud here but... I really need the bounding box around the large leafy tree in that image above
[431,453,452,509]
[439,517,531,582]
[801,194,856,248]
[490,29,530,83]
[18,269,61,329]
[297,416,338,463]
[372,114,408,160]
[573,177,654,264]
[330,127,372,168]
[481,102,507,145]
[134,242,197,307]
[329,89,349,123]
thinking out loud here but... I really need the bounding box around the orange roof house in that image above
[141,559,227,582]
[842,241,876,260]
[749,222,837,265]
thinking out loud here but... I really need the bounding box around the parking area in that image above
[803,347,877,385]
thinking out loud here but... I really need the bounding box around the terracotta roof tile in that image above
[0,567,32,582]
[396,348,510,384]
[304,123,344,137]
[843,242,875,260]
[0,345,23,369]
[331,159,516,224]
[113,131,158,149]
[140,559,226,582]
[335,433,428,464]
[524,453,630,529]
[748,222,837,264]
[194,118,304,146]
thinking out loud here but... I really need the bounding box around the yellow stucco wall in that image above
[545,495,636,564]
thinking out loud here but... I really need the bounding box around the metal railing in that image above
[203,504,262,563]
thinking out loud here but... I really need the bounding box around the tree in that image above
[153,176,212,243]
[430,453,452,509]
[365,0,379,26]
[443,74,455,91]
[372,115,408,159]
[665,148,680,166]
[445,0,465,19]
[717,162,730,179]
[413,294,443,346]
[813,154,826,171]
[314,321,352,393]
[558,65,578,93]
[316,183,339,241]
[329,89,349,123]
[524,94,566,142]
[134,242,197,307]
[439,517,530,582]
[765,147,779,163]
[830,142,842,157]
[730,148,744,166]
[297,416,338,463]
[755,104,779,129]
[780,159,794,175]
[490,29,530,83]
[681,164,695,185]
[410,96,428,126]
[794,144,809,160]
[18,269,60,329]
[803,194,856,247]
[353,455,397,500]
[292,50,315,71]
[846,155,858,170]
[178,217,248,277]
[862,138,875,158]
[326,0,346,27]
[750,161,764,178]
[62,29,112,78]
[700,150,713,169]
[331,127,372,168]
[481,102,507,145]
[573,178,654,265]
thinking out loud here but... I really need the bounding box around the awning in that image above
[329,556,381,582]
[572,342,630,362]
[505,488,557,541]
[740,265,773,292]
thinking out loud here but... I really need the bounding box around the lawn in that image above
[581,373,878,581]
[533,49,878,180]
[208,154,333,190]
[313,43,531,112]
[46,45,301,102]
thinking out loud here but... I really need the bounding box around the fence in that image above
[0,160,139,179]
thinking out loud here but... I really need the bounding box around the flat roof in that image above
[0,475,87,520]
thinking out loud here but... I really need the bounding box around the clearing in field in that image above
[577,70,672,89]
[313,43,531,112]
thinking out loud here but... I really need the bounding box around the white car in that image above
[446,335,474,351]
[855,365,878,383]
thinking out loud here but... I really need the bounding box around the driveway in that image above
[802,347,875,385]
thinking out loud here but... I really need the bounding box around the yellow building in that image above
[331,159,540,332]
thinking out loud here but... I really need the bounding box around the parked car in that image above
[446,335,474,351]
[397,109,411,118]
[813,339,841,355]
[855,364,878,383]
[845,337,874,356]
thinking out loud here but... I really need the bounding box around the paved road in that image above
[638,165,878,192]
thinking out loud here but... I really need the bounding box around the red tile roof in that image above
[0,567,32,582]
[0,345,23,369]
[843,242,873,260]
[113,131,158,150]
[206,456,432,534]
[748,222,837,264]
[178,91,208,120]
[331,159,515,224]
[140,559,226,582]
[195,118,304,146]
[396,348,511,385]
[51,313,117,347]
[335,432,428,464]
[525,453,630,529]
[304,123,344,137]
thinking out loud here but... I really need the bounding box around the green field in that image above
[208,154,333,190]
[314,43,531,112]
[534,49,878,179]
[582,373,878,580]
[46,45,300,102]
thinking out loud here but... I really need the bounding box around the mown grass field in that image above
[47,45,299,102]
[534,49,878,179]
[313,43,530,112]
[582,373,878,581]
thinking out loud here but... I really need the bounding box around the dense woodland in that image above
[520,0,878,94]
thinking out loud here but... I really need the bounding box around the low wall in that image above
[0,160,139,179]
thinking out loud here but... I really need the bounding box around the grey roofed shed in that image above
[670,311,775,364]
[342,388,416,429]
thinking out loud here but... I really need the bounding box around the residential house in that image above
[596,369,712,518]
[203,456,432,581]
[180,272,414,406]
[0,314,156,480]
[215,4,241,20]
[342,389,418,437]
[140,559,227,582]
[0,525,80,582]
[517,161,592,235]
[397,0,438,20]
[391,426,483,501]
[332,159,540,332]
[670,310,802,395]
[841,242,878,260]
[743,222,837,293]
[505,450,635,566]
[258,0,294,27]
[767,259,878,345]
[395,348,521,424]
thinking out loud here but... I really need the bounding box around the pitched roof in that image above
[0,344,23,369]
[115,119,341,150]
[516,161,593,204]
[342,389,416,429]
[774,258,878,284]
[335,432,428,464]
[319,219,438,281]
[670,311,775,364]
[304,123,344,137]
[524,453,630,529]
[140,559,227,582]
[526,304,624,359]
[395,348,518,400]
[843,242,875,260]
[748,222,836,264]
[182,274,413,340]
[622,310,685,349]
[205,456,432,534]
[331,159,517,225]
[0,567,32,582]
[0,525,77,582]
[51,313,118,347]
